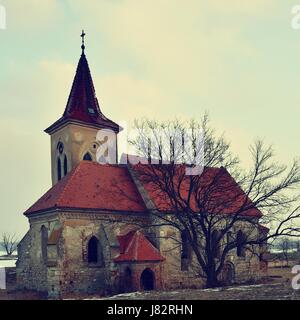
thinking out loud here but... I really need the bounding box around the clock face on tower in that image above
[57,142,64,154]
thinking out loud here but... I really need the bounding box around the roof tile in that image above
[114,231,165,262]
[25,161,147,215]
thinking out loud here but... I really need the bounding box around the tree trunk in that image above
[206,270,220,288]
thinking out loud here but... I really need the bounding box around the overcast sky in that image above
[0,0,300,237]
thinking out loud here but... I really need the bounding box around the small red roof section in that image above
[45,52,119,134]
[25,161,147,215]
[114,231,165,263]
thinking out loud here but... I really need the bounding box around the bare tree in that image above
[1,233,18,256]
[128,116,300,288]
[278,238,291,267]
[296,240,300,253]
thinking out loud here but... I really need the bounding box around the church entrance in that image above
[140,268,155,291]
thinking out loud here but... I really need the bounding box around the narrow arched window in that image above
[212,230,221,258]
[237,230,246,257]
[181,230,191,271]
[63,155,68,176]
[87,236,105,266]
[41,225,48,264]
[83,152,92,161]
[57,158,62,181]
[88,236,98,263]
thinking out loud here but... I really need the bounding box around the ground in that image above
[0,266,299,300]
[92,267,300,300]
[98,283,300,300]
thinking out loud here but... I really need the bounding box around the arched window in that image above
[63,155,68,176]
[83,152,92,161]
[57,158,62,181]
[41,225,48,264]
[181,230,191,271]
[237,230,246,257]
[211,230,221,258]
[57,142,64,154]
[87,236,105,266]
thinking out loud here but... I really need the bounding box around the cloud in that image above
[0,58,74,235]
[207,0,276,15]
[2,0,62,31]
[96,73,175,123]
[64,0,262,101]
[0,59,74,123]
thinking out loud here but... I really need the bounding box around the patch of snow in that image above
[0,260,16,268]
[87,290,184,300]
[225,284,263,291]
[87,291,148,300]
[201,288,222,292]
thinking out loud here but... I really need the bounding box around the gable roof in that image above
[114,230,165,262]
[25,160,262,218]
[131,163,262,218]
[24,161,147,215]
[45,52,119,134]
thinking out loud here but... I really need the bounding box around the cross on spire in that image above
[81,30,86,54]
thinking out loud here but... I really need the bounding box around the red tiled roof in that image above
[24,161,147,215]
[131,164,262,218]
[25,159,262,219]
[45,53,119,134]
[118,230,137,253]
[114,231,165,262]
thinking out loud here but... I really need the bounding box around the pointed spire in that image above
[63,51,101,119]
[45,31,120,134]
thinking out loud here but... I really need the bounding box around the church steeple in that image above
[45,31,119,134]
[45,32,119,186]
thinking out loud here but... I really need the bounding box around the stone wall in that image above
[114,262,163,293]
[156,220,262,289]
[158,225,205,290]
[17,208,264,297]
[53,211,149,297]
[16,212,60,292]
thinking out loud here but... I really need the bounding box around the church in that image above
[16,33,268,298]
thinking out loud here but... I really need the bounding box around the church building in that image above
[16,33,268,298]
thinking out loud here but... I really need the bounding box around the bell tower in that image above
[45,31,120,185]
